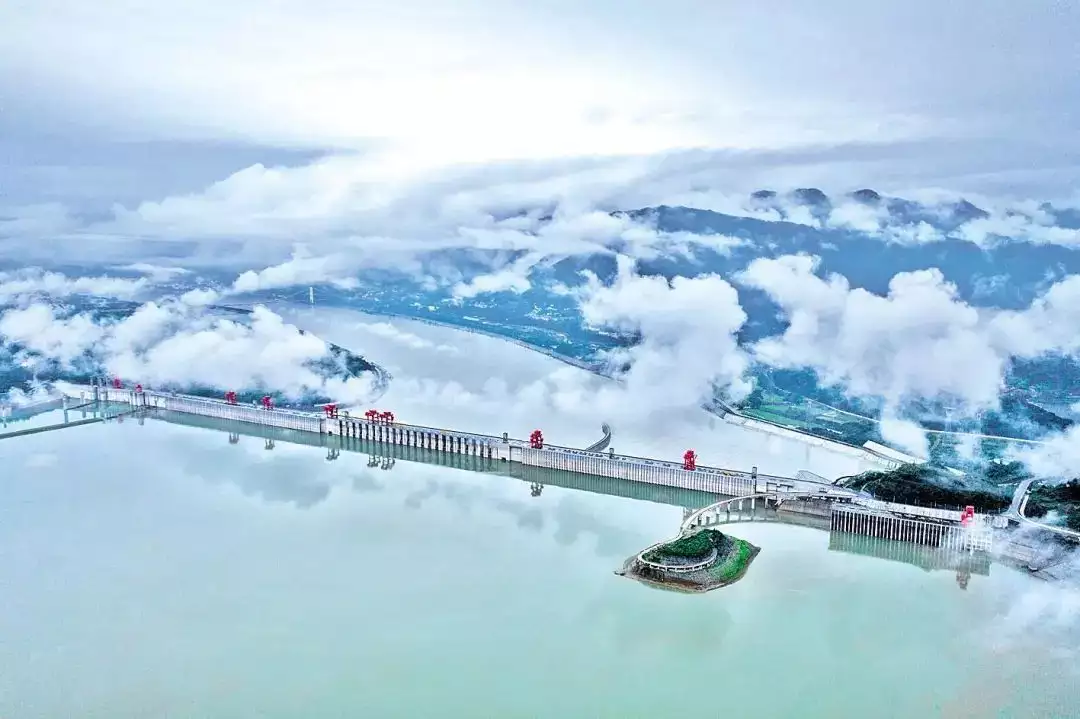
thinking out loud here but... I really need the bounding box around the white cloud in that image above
[577,255,752,412]
[738,254,1080,414]
[272,304,890,480]
[882,221,944,245]
[988,276,1080,358]
[740,254,1007,409]
[231,247,361,294]
[0,301,377,404]
[6,139,1080,283]
[0,270,148,303]
[112,263,192,282]
[451,254,540,300]
[958,213,1080,248]
[178,288,221,307]
[827,201,888,233]
[451,268,532,301]
[878,415,930,460]
[1008,426,1080,480]
[0,303,107,364]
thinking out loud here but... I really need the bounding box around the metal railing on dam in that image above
[62,384,814,500]
[62,384,1011,550]
[84,405,727,510]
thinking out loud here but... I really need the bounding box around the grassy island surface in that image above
[620,529,760,593]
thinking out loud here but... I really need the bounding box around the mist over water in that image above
[1,418,1077,718]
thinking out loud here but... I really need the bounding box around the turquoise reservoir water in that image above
[1,416,1078,718]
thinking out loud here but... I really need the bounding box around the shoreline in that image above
[283,305,914,473]
[617,533,762,593]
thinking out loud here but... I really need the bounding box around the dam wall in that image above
[830,504,994,552]
[61,385,790,493]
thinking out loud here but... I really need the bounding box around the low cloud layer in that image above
[739,254,1080,412]
[0,269,148,303]
[577,255,751,410]
[5,142,1080,278]
[0,301,376,403]
[1008,426,1080,480]
[4,247,1080,480]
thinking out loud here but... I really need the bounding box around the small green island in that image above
[617,529,760,593]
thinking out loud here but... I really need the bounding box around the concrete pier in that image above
[333,418,497,458]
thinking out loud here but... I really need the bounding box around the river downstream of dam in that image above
[2,418,1078,718]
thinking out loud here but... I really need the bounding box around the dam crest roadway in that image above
[35,384,1032,580]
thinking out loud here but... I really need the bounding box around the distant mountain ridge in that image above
[745,186,995,230]
[594,183,1080,313]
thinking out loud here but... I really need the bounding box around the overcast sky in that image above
[3,0,1079,205]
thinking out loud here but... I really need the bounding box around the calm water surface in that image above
[1,416,1078,718]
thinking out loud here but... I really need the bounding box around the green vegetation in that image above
[847,460,1080,533]
[643,529,723,562]
[984,460,1032,486]
[842,464,1011,512]
[1026,480,1080,531]
[736,364,1078,454]
[743,408,814,429]
[707,537,756,583]
[738,385,878,446]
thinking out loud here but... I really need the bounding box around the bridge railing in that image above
[533,441,793,485]
[64,381,805,483]
[62,383,489,438]
[682,493,787,531]
[65,384,326,421]
[65,383,865,488]
[636,547,718,573]
[147,391,324,420]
